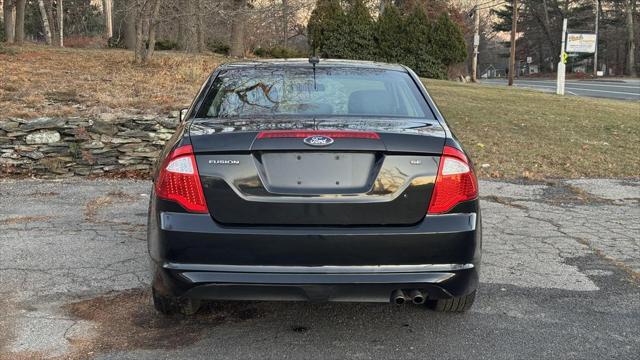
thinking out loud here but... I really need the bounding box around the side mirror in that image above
[179,108,189,122]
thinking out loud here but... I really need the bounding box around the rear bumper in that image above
[152,262,478,302]
[148,208,481,302]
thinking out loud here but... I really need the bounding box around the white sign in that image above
[526,56,532,64]
[566,33,597,53]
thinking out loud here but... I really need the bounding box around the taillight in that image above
[427,146,478,214]
[155,145,208,213]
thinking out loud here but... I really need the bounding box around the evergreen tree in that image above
[307,0,345,57]
[307,2,467,79]
[431,12,467,67]
[342,0,376,60]
[376,4,404,63]
[404,7,447,79]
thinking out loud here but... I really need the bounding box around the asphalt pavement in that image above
[481,78,640,101]
[0,179,639,359]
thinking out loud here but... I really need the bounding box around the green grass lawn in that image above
[423,79,640,180]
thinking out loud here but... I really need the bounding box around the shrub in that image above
[253,47,269,57]
[266,46,306,59]
[0,19,5,43]
[107,36,125,49]
[207,39,230,55]
[154,39,178,51]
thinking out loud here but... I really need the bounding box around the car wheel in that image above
[425,290,476,312]
[152,288,201,316]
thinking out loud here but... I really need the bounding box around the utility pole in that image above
[508,0,518,86]
[593,0,599,76]
[557,18,568,95]
[471,6,480,82]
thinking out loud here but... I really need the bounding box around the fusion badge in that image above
[209,159,240,165]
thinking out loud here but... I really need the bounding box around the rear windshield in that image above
[198,67,434,119]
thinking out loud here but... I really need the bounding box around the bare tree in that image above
[145,0,161,60]
[2,0,16,43]
[37,0,52,44]
[134,0,161,63]
[14,0,25,44]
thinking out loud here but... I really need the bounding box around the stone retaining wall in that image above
[0,115,178,177]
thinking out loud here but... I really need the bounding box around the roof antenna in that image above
[309,51,319,90]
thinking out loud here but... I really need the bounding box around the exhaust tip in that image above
[391,290,406,305]
[408,289,425,304]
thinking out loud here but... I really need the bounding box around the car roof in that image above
[219,58,408,72]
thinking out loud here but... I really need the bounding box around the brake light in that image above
[427,146,478,214]
[155,145,208,213]
[256,130,380,140]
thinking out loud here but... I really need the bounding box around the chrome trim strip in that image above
[163,263,474,274]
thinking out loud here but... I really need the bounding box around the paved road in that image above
[0,179,639,359]
[481,78,640,101]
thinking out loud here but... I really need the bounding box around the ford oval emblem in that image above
[303,135,334,147]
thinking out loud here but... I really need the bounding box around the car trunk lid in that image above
[190,118,445,225]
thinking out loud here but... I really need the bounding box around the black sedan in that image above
[147,59,481,315]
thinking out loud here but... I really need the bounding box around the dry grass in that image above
[424,79,640,179]
[1,45,638,179]
[0,45,225,118]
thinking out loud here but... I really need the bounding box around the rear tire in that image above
[152,288,201,316]
[425,290,476,312]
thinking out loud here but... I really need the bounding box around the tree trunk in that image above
[44,0,59,46]
[134,5,145,63]
[37,0,52,45]
[3,0,16,43]
[626,0,637,76]
[196,0,204,52]
[124,6,136,50]
[57,0,63,47]
[177,0,196,52]
[541,0,550,27]
[143,0,161,63]
[229,0,246,57]
[14,0,25,44]
[103,0,113,38]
